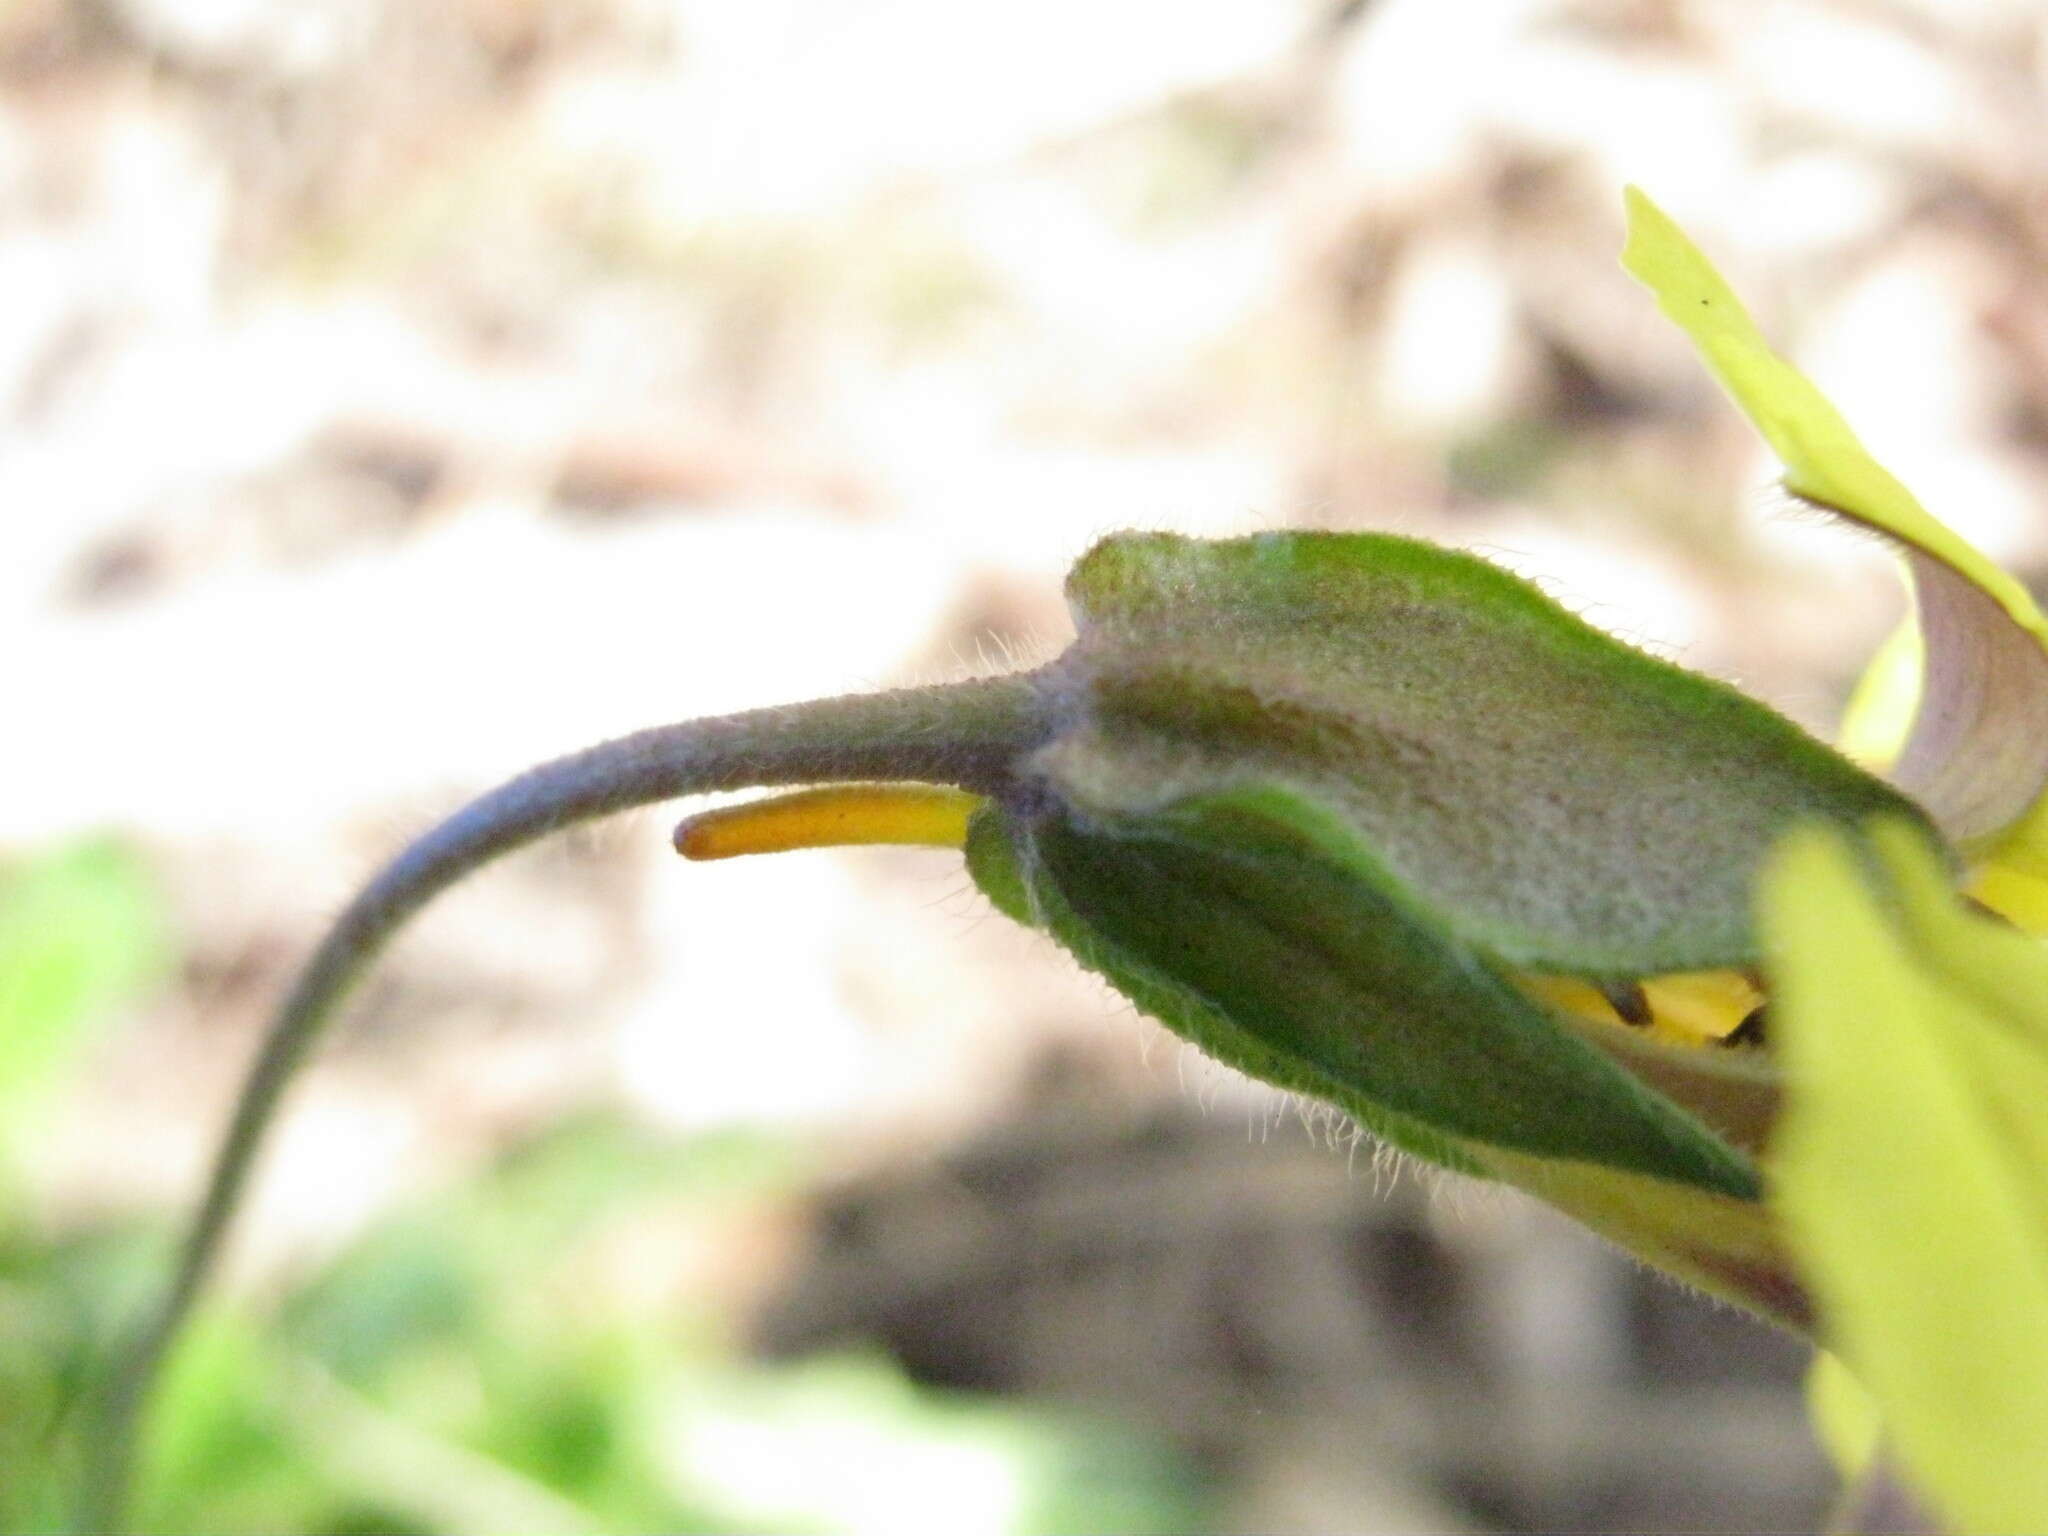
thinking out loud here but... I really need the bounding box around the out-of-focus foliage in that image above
[0,839,166,1533]
[0,841,164,1139]
[5,1080,1206,1534]
[0,845,1199,1535]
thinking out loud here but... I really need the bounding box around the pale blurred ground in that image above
[6,1,2048,1531]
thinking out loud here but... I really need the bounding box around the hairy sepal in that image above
[967,788,1760,1199]
[1042,530,1929,976]
[967,802,1486,1176]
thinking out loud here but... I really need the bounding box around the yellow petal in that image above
[1514,968,1763,1046]
[1623,188,2048,852]
[1806,1352,1880,1483]
[674,784,981,860]
[1638,969,1761,1042]
[1985,794,2048,884]
[1836,616,1922,774]
[1762,821,2048,1534]
[1969,857,2048,936]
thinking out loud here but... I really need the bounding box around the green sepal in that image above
[964,805,1488,1176]
[968,790,1761,1199]
[1043,530,1933,974]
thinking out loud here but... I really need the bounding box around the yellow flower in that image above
[1624,187,2048,1534]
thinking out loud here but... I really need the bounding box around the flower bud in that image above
[954,528,1935,1325]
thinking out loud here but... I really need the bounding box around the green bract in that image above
[966,528,1927,1200]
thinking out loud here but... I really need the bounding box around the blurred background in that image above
[5,0,2048,1530]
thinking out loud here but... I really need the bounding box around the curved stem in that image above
[84,671,1048,1532]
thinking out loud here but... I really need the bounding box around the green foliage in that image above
[0,835,1202,1535]
[0,839,166,1534]
[3,1109,1208,1536]
[0,838,165,1140]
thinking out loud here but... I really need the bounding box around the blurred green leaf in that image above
[0,837,164,1127]
[4,1085,1201,1533]
[137,1308,333,1536]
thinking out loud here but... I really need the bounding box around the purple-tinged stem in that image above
[85,672,1048,1532]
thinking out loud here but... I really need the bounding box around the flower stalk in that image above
[86,676,1047,1534]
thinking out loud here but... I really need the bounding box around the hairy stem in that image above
[85,671,1048,1532]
